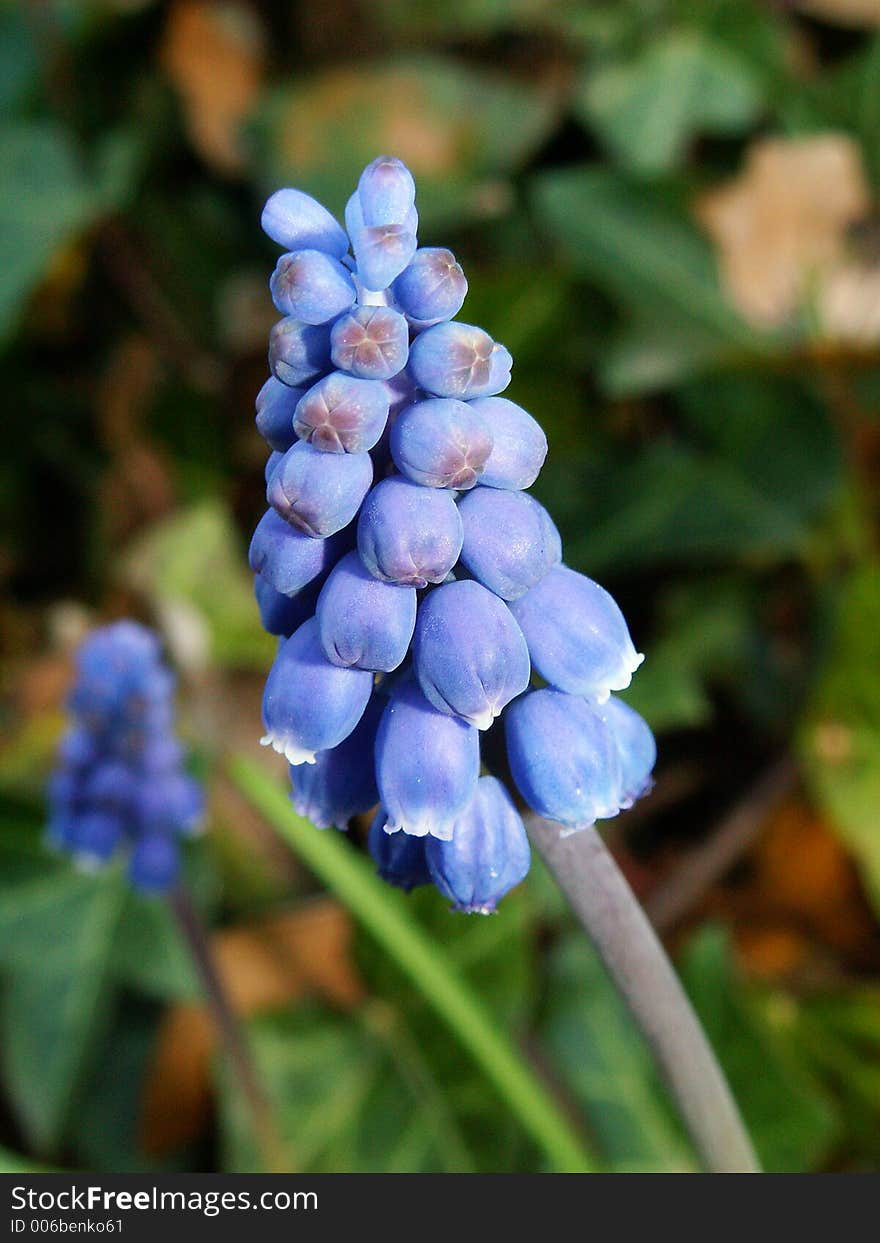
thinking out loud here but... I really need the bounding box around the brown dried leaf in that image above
[696,135,871,327]
[160,1,264,173]
[790,0,880,27]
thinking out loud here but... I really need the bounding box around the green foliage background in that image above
[2,0,880,1174]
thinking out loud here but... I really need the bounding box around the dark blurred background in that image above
[2,0,880,1174]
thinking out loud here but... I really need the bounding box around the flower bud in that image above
[505,688,623,832]
[468,397,547,491]
[357,477,463,587]
[352,224,417,292]
[510,566,643,702]
[345,190,418,241]
[288,694,383,829]
[413,580,529,729]
[135,773,204,836]
[255,377,302,452]
[408,323,512,399]
[267,440,373,538]
[268,317,332,387]
[390,397,493,490]
[375,680,479,839]
[330,306,409,380]
[261,188,349,257]
[293,371,389,454]
[249,507,338,594]
[261,617,373,765]
[254,573,323,637]
[392,248,467,325]
[357,156,417,227]
[602,696,656,808]
[269,249,356,324]
[317,550,416,672]
[368,809,431,891]
[68,811,123,867]
[458,488,561,600]
[426,777,530,913]
[129,832,180,893]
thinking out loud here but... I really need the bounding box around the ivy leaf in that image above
[577,30,763,176]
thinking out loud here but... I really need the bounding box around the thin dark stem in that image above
[645,758,798,933]
[167,885,287,1172]
[528,818,760,1174]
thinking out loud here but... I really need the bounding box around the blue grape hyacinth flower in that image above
[47,621,203,893]
[251,156,654,913]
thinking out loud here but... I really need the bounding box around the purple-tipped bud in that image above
[255,377,302,452]
[368,808,431,891]
[254,573,324,637]
[261,617,373,765]
[249,507,338,594]
[357,156,416,227]
[317,550,416,672]
[602,696,656,808]
[390,398,493,490]
[267,440,373,538]
[269,250,356,324]
[425,777,530,913]
[392,248,467,325]
[261,188,349,258]
[330,306,409,380]
[357,477,463,587]
[509,566,644,703]
[353,225,417,292]
[293,372,389,454]
[458,488,561,600]
[408,322,512,399]
[129,832,180,893]
[413,580,529,729]
[375,680,479,839]
[468,397,547,491]
[288,694,383,829]
[505,689,623,832]
[268,318,332,388]
[346,192,418,241]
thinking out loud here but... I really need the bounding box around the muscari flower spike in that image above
[252,156,655,913]
[46,621,203,894]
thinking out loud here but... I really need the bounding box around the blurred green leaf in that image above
[0,122,102,342]
[541,933,696,1171]
[531,165,763,348]
[802,565,880,911]
[0,871,124,1152]
[578,30,763,176]
[110,890,199,1000]
[76,998,167,1173]
[567,442,809,573]
[680,927,838,1172]
[252,56,561,228]
[0,10,38,112]
[121,499,275,671]
[222,1004,477,1172]
[623,580,751,731]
